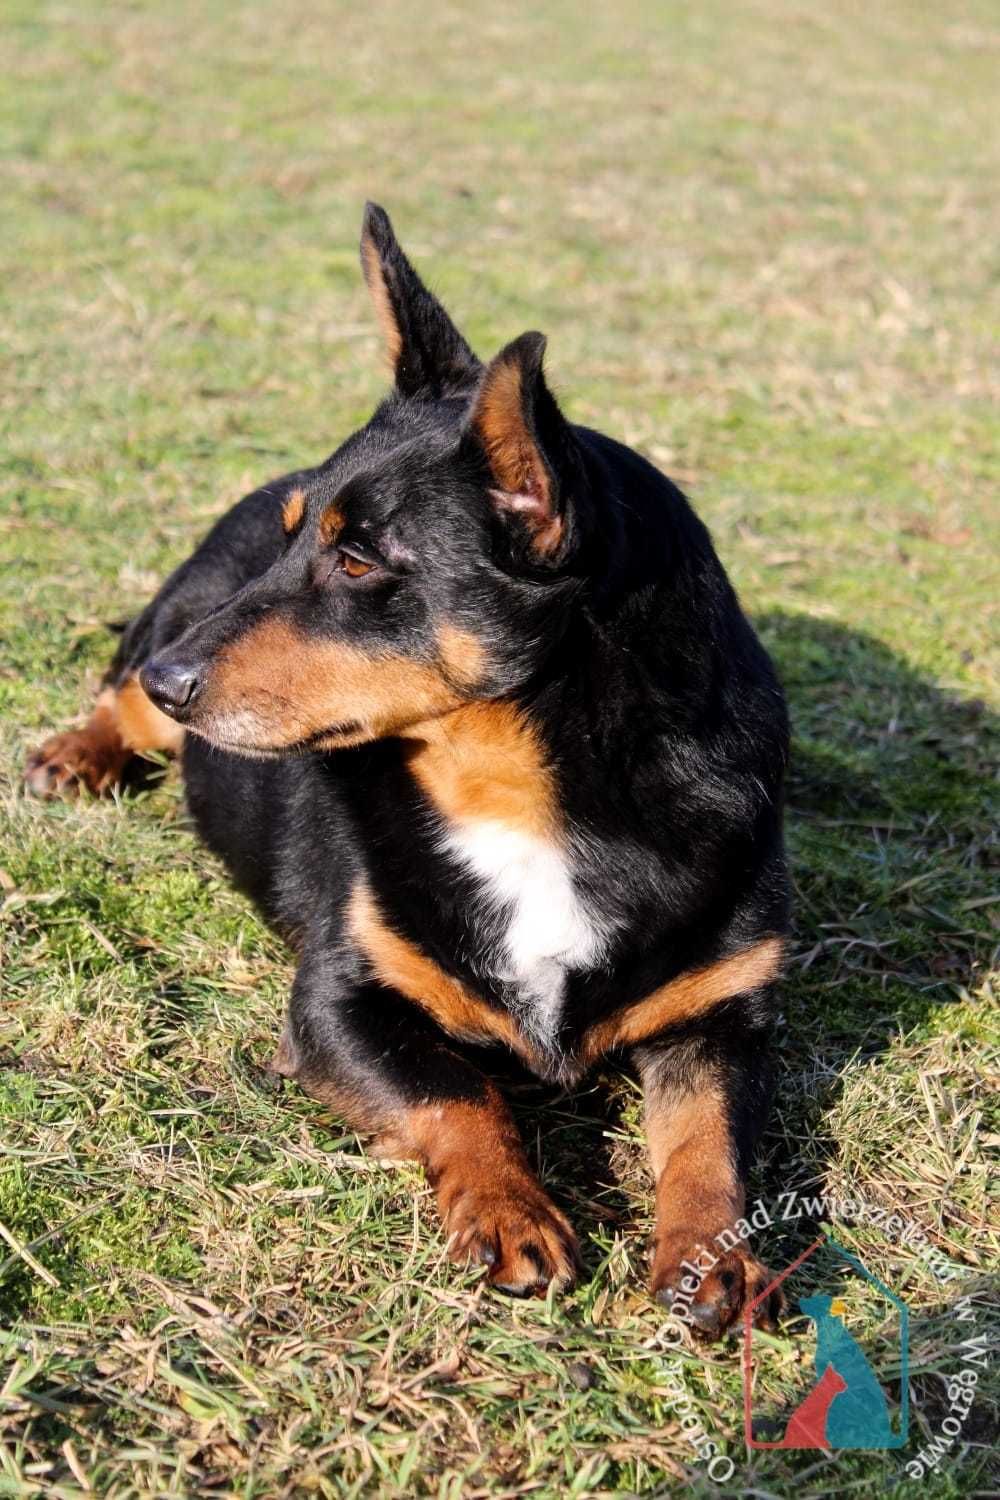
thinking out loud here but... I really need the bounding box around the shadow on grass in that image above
[758,611,995,1182]
[509,611,997,1276]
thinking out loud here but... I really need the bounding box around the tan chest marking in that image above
[348,879,539,1067]
[578,937,785,1066]
[403,699,557,838]
[350,892,782,1081]
[404,701,612,1049]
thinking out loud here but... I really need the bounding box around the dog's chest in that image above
[441,818,607,1046]
[405,702,611,1050]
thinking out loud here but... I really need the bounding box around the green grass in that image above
[1,1,998,1494]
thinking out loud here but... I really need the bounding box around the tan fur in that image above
[348,879,538,1064]
[435,623,486,690]
[288,1070,395,1142]
[646,1083,740,1198]
[646,1080,744,1268]
[475,359,532,490]
[382,1091,578,1289]
[204,616,483,750]
[281,488,306,534]
[317,502,345,547]
[271,1014,523,1176]
[470,355,563,556]
[351,879,780,1080]
[403,1093,521,1179]
[403,698,557,840]
[405,1093,578,1290]
[115,675,185,754]
[361,233,403,370]
[578,937,785,1066]
[268,1020,577,1289]
[24,674,183,798]
[645,1079,763,1317]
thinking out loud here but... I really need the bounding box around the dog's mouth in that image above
[187,717,366,758]
[299,721,364,748]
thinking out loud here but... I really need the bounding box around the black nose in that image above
[140,660,201,719]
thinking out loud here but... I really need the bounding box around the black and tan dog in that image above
[26,205,790,1335]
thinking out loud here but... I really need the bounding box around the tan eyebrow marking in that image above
[282,488,306,534]
[318,502,346,546]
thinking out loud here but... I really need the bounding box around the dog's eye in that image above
[337,550,376,579]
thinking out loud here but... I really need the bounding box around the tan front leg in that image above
[644,1071,781,1338]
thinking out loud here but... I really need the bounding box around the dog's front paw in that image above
[651,1235,782,1340]
[443,1179,580,1297]
[24,727,127,799]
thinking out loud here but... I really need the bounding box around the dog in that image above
[25,204,790,1336]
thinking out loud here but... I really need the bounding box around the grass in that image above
[1,0,998,1494]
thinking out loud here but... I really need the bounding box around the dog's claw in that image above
[444,1184,579,1297]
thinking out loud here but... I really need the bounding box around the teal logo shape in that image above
[744,1235,909,1451]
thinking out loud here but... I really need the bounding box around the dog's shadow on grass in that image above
[757,611,995,1183]
[509,611,997,1276]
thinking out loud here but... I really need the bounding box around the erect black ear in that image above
[464,331,579,562]
[360,202,481,399]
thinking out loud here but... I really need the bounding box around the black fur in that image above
[89,205,789,1306]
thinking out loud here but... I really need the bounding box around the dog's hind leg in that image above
[24,670,184,799]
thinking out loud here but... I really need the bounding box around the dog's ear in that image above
[464,331,578,564]
[360,203,480,398]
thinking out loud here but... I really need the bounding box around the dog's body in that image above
[27,206,790,1333]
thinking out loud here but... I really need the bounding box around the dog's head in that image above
[141,204,593,755]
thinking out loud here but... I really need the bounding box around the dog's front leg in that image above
[272,954,579,1297]
[633,1017,782,1338]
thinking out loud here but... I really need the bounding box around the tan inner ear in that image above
[474,359,539,495]
[361,233,402,371]
[471,357,563,556]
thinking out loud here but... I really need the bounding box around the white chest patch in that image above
[441,818,609,1049]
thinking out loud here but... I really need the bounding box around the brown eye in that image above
[338,550,375,578]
